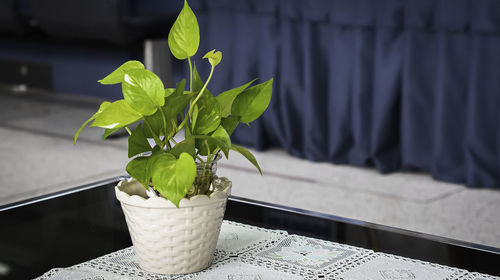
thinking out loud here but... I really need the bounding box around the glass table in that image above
[0,177,499,279]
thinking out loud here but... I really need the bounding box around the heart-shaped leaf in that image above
[203,49,222,67]
[195,136,212,157]
[216,79,256,117]
[169,138,195,158]
[165,88,176,97]
[143,108,177,139]
[151,152,196,207]
[232,78,273,124]
[91,100,142,129]
[168,0,199,60]
[231,144,262,174]
[192,64,205,92]
[127,147,163,189]
[191,104,199,130]
[128,124,152,158]
[74,101,111,144]
[194,126,231,158]
[164,79,192,118]
[193,89,221,135]
[221,115,240,136]
[122,69,165,116]
[99,61,144,85]
[102,127,122,140]
[210,125,231,158]
[146,152,166,180]
[126,156,150,187]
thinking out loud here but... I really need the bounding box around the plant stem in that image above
[176,115,188,133]
[196,154,205,162]
[188,56,193,93]
[188,65,214,118]
[209,148,220,162]
[205,141,211,160]
[170,137,178,144]
[158,106,168,138]
[125,127,132,135]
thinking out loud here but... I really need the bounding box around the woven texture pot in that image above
[115,177,232,274]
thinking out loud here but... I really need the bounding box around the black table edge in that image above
[2,176,499,257]
[228,195,500,255]
[0,176,128,212]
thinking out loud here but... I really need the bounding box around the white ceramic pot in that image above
[115,177,232,274]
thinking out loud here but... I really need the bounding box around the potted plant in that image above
[73,0,273,275]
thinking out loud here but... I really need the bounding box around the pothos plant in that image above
[74,0,273,207]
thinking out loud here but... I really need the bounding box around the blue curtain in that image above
[189,0,500,189]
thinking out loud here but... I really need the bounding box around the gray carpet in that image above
[1,89,499,248]
[0,90,129,205]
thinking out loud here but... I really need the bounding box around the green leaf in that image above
[192,64,204,92]
[164,79,192,118]
[203,49,222,67]
[169,138,195,158]
[232,78,273,124]
[143,109,164,137]
[185,122,192,138]
[126,156,150,187]
[193,89,221,135]
[193,126,231,158]
[191,104,199,131]
[74,101,111,144]
[195,136,212,156]
[221,115,240,136]
[128,124,152,158]
[152,152,196,207]
[151,145,163,155]
[165,88,176,98]
[192,64,215,97]
[210,125,231,158]
[146,152,166,179]
[122,69,165,116]
[231,144,262,175]
[168,0,199,60]
[143,108,177,139]
[98,61,144,85]
[102,127,122,140]
[216,79,256,117]
[91,100,142,129]
[127,148,164,189]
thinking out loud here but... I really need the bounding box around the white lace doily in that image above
[35,221,500,280]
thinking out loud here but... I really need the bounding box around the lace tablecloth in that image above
[36,221,499,280]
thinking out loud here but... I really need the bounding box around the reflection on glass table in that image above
[0,177,498,279]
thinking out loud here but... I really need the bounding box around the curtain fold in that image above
[191,0,500,188]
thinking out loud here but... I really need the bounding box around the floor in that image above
[0,89,499,249]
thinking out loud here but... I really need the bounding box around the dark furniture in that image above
[0,177,499,279]
[0,0,178,98]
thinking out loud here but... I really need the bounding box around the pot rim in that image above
[115,177,232,209]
